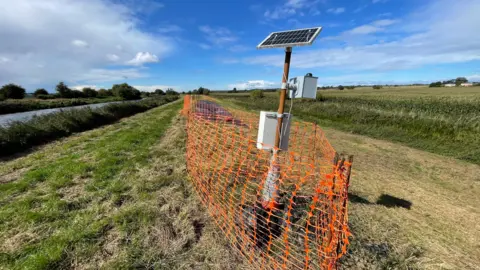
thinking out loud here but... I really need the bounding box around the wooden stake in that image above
[274,47,292,149]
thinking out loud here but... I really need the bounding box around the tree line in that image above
[183,87,211,95]
[429,77,476,87]
[0,82,179,101]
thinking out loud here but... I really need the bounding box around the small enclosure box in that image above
[257,111,292,150]
[288,74,318,99]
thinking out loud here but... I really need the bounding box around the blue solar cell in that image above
[257,27,322,49]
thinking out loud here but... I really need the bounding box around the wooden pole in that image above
[262,47,292,209]
[274,47,292,149]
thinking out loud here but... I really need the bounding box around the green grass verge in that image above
[0,101,242,269]
[214,94,480,164]
[0,97,123,115]
[0,96,179,157]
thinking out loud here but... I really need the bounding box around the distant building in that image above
[461,83,473,87]
[444,84,455,87]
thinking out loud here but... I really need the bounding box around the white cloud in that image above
[353,5,367,13]
[264,7,296,19]
[264,0,322,20]
[71,85,99,90]
[347,25,382,35]
[199,43,212,50]
[324,19,399,37]
[158,24,183,33]
[228,80,278,90]
[72,39,89,48]
[237,0,480,73]
[373,19,397,27]
[199,26,237,45]
[285,0,309,8]
[0,57,9,63]
[106,54,120,61]
[0,0,173,88]
[467,74,480,81]
[122,0,165,15]
[73,68,146,83]
[372,0,388,3]
[343,20,397,35]
[133,85,180,92]
[126,52,159,66]
[327,7,345,14]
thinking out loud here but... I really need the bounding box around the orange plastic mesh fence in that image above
[184,95,352,269]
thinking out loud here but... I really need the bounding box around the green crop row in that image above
[215,94,480,164]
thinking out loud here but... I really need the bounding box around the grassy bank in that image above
[0,97,122,115]
[0,102,244,269]
[214,87,480,164]
[0,96,179,157]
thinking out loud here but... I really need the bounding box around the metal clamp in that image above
[266,113,289,119]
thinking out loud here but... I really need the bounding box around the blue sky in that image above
[0,0,479,92]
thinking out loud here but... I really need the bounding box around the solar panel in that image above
[257,27,322,49]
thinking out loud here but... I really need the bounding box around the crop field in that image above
[213,86,480,165]
[1,87,479,269]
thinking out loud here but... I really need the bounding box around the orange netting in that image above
[184,95,352,269]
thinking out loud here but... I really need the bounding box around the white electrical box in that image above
[288,74,318,99]
[257,111,292,150]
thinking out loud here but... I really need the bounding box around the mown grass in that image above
[0,96,179,157]
[0,101,244,269]
[212,96,480,269]
[0,97,122,115]
[214,87,480,164]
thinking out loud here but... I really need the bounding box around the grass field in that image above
[1,90,479,269]
[213,86,480,165]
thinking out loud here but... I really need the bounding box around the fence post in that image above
[183,95,191,115]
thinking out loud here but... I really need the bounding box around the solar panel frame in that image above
[257,27,322,49]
